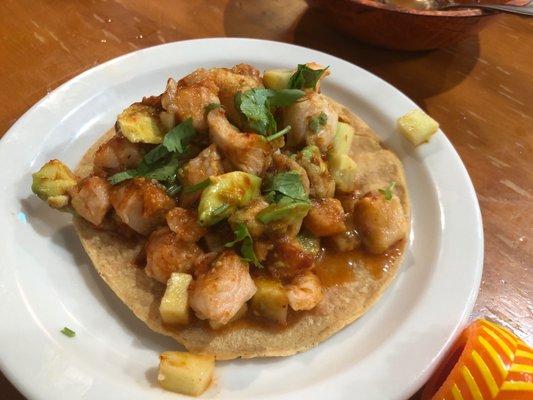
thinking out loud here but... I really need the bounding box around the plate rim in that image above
[0,37,484,400]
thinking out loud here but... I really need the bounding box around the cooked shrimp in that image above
[267,237,315,280]
[166,207,206,242]
[208,64,263,127]
[179,144,224,207]
[271,153,310,194]
[110,178,175,235]
[303,198,346,237]
[70,176,112,226]
[161,78,220,133]
[93,136,145,174]
[286,271,324,311]
[329,213,361,252]
[353,192,408,254]
[173,64,262,128]
[207,107,272,175]
[283,92,338,153]
[192,252,218,278]
[145,227,203,283]
[189,250,257,326]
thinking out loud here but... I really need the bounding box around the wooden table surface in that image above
[1,0,531,398]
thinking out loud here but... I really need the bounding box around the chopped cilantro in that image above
[60,327,76,338]
[182,178,211,194]
[108,118,197,185]
[263,171,310,203]
[288,64,328,90]
[265,125,291,142]
[235,88,304,135]
[309,112,328,133]
[258,171,311,224]
[379,181,396,200]
[162,118,196,154]
[225,222,261,267]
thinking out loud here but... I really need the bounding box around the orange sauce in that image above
[315,240,405,285]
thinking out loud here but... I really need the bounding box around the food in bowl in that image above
[382,0,436,10]
[32,62,410,394]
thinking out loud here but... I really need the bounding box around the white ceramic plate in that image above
[0,38,483,400]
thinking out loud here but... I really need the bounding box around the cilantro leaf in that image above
[143,155,181,181]
[108,118,197,185]
[60,327,76,338]
[225,222,261,267]
[266,89,305,107]
[182,178,211,194]
[309,112,328,133]
[288,64,328,90]
[108,154,180,185]
[143,144,169,165]
[235,89,275,135]
[263,171,310,203]
[163,118,196,154]
[379,181,396,201]
[235,88,304,135]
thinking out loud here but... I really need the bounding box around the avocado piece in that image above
[263,69,294,90]
[31,159,77,209]
[198,171,262,226]
[256,199,311,224]
[116,103,164,144]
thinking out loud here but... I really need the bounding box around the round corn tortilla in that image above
[73,97,410,360]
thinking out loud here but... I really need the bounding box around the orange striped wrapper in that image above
[421,319,533,400]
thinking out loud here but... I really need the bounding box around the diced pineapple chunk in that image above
[329,153,357,193]
[159,273,193,325]
[158,351,214,397]
[250,277,288,324]
[209,303,248,330]
[263,69,294,90]
[331,122,355,156]
[397,109,439,146]
[116,103,164,144]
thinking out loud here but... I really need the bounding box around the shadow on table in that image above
[293,7,481,106]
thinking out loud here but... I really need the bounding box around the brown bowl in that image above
[309,0,495,51]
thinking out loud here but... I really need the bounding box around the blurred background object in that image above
[0,1,531,399]
[309,0,490,50]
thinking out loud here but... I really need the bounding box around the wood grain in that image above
[0,0,531,398]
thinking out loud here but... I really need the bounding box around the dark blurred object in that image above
[308,0,495,50]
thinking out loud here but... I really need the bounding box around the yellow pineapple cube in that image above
[159,273,192,325]
[250,277,288,324]
[397,109,439,146]
[158,351,214,396]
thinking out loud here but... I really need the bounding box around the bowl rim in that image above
[347,0,489,16]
